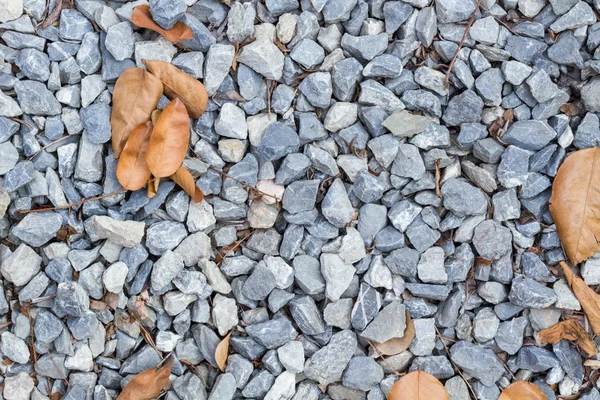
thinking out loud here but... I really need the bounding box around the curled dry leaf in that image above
[151,109,162,125]
[111,68,163,158]
[549,148,600,264]
[146,98,190,177]
[498,381,547,400]
[116,122,153,191]
[538,319,597,356]
[373,310,415,356]
[143,59,208,119]
[117,358,174,400]
[131,5,193,43]
[215,331,232,372]
[560,261,600,335]
[388,370,449,400]
[170,166,204,203]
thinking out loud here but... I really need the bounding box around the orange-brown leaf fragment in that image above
[388,371,449,400]
[116,122,153,191]
[373,310,415,356]
[170,166,204,203]
[131,5,194,43]
[561,261,600,335]
[539,319,597,356]
[549,148,600,264]
[146,98,190,177]
[498,381,547,400]
[111,68,163,158]
[143,59,208,119]
[215,332,231,372]
[117,358,173,400]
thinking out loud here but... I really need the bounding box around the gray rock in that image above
[472,220,512,261]
[322,178,355,228]
[55,281,90,317]
[150,0,187,29]
[14,80,61,115]
[503,120,557,151]
[441,178,487,216]
[497,145,530,188]
[15,48,50,81]
[495,317,528,355]
[442,89,484,126]
[238,39,285,80]
[341,33,388,62]
[59,9,93,41]
[105,22,134,61]
[436,0,477,23]
[299,72,332,108]
[550,1,595,33]
[13,212,62,247]
[289,296,326,335]
[450,340,504,386]
[343,356,384,391]
[361,300,406,343]
[80,102,111,144]
[257,122,300,161]
[151,250,184,292]
[509,275,558,308]
[246,318,298,349]
[304,330,357,385]
[204,44,236,96]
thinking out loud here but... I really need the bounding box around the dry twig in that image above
[17,188,127,214]
[444,0,482,89]
[208,165,280,202]
[435,326,477,399]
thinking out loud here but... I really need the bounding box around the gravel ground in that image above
[0,0,599,399]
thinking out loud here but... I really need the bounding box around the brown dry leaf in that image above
[146,98,190,177]
[560,261,600,335]
[549,148,600,264]
[116,122,154,191]
[143,59,208,119]
[373,310,415,356]
[117,358,174,400]
[131,5,193,43]
[111,68,163,158]
[388,370,449,400]
[560,103,580,116]
[41,0,68,29]
[538,319,597,356]
[215,332,232,372]
[170,166,204,203]
[498,381,547,400]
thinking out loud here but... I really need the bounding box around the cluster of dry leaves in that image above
[111,5,206,202]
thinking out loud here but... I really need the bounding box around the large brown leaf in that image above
[388,371,449,400]
[131,5,194,43]
[170,166,204,203]
[561,261,600,335]
[111,68,163,158]
[143,59,208,119]
[215,331,231,372]
[549,147,600,264]
[498,381,547,400]
[117,358,173,400]
[538,319,597,356]
[373,310,415,356]
[116,122,153,191]
[146,98,190,177]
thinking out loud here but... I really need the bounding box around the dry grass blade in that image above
[146,98,190,177]
[373,310,415,356]
[560,261,600,335]
[388,370,449,400]
[117,358,173,400]
[143,59,208,119]
[538,319,597,356]
[111,68,163,158]
[170,166,204,203]
[498,381,547,400]
[215,331,232,372]
[116,122,153,191]
[131,5,193,42]
[549,148,600,264]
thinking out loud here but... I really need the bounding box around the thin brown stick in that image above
[434,158,442,198]
[216,230,255,266]
[17,188,127,214]
[8,117,34,130]
[28,134,76,161]
[435,326,478,399]
[366,339,402,376]
[0,321,12,330]
[208,165,280,202]
[48,352,70,387]
[444,0,482,89]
